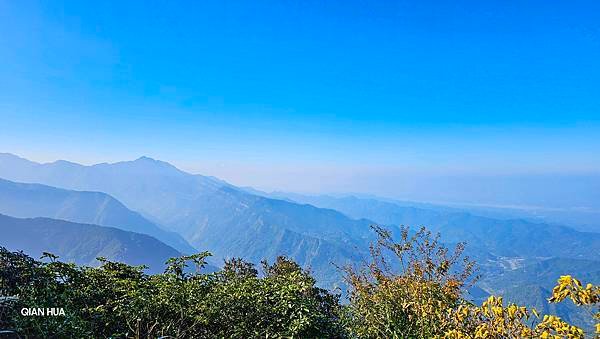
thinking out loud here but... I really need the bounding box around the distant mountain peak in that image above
[49,159,83,168]
[131,155,173,167]
[135,155,158,162]
[125,156,183,174]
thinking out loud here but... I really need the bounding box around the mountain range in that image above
[246,191,600,261]
[0,153,377,287]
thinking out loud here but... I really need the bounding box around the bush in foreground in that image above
[1,226,598,338]
[0,250,345,338]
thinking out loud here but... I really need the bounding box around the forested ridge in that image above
[1,226,598,338]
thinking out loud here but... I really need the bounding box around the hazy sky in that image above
[1,1,599,205]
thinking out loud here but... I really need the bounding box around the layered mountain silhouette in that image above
[0,178,196,254]
[0,153,375,287]
[0,214,181,273]
[1,153,598,300]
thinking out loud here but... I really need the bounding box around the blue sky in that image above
[1,1,599,204]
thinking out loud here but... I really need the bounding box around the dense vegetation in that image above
[1,226,598,338]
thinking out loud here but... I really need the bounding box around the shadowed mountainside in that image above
[0,178,196,254]
[0,213,182,273]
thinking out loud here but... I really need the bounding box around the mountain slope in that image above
[0,214,181,273]
[261,192,600,260]
[0,178,196,254]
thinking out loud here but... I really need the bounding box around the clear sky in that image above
[1,1,599,206]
